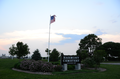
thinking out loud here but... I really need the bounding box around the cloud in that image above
[109,20,117,23]
[0,29,92,51]
[118,15,120,18]
[54,34,87,45]
[53,29,93,45]
[0,46,6,51]
[99,34,120,43]
[51,41,79,55]
[54,29,93,35]
[0,29,67,44]
[96,2,103,5]
[95,29,106,35]
[55,29,106,45]
[1,29,120,57]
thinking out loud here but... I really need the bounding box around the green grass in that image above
[52,69,99,75]
[0,59,120,79]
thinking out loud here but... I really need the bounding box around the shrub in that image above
[54,65,62,71]
[82,57,95,68]
[20,59,34,70]
[42,57,46,59]
[20,59,53,72]
[40,62,53,72]
[29,61,41,72]
[52,62,60,65]
[68,65,75,70]
[14,62,21,69]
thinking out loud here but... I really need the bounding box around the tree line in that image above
[76,34,120,61]
[8,42,60,62]
[9,34,120,63]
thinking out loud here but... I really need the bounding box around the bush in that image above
[20,59,53,72]
[29,60,42,72]
[54,65,62,71]
[40,62,53,72]
[14,62,21,69]
[82,57,95,68]
[42,57,46,59]
[68,65,75,70]
[52,62,60,65]
[20,59,33,70]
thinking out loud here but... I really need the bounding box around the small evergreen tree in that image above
[32,49,42,61]
[49,48,60,62]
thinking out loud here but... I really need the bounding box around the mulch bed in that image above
[12,67,106,75]
[12,68,52,75]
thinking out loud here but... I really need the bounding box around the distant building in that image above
[0,54,8,58]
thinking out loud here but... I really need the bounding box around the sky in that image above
[0,0,120,57]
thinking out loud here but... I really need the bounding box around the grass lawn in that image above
[0,59,120,79]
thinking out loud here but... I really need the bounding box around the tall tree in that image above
[9,42,30,61]
[16,42,30,59]
[49,48,60,62]
[101,42,120,59]
[32,49,42,61]
[78,34,102,56]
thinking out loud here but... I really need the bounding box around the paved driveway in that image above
[101,63,120,65]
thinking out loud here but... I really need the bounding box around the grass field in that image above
[0,59,120,79]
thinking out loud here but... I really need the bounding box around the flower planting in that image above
[20,59,34,70]
[19,60,54,72]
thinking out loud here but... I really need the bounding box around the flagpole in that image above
[48,15,51,62]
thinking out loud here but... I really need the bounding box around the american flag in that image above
[50,15,56,24]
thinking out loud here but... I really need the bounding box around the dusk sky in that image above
[0,0,120,57]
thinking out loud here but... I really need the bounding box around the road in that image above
[101,63,120,65]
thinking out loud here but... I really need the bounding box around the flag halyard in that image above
[48,15,56,62]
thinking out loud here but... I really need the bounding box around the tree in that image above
[8,44,16,59]
[9,42,30,61]
[49,48,60,62]
[76,49,88,61]
[16,42,30,59]
[101,42,120,60]
[32,49,42,61]
[78,34,102,56]
[82,50,106,69]
[45,48,51,55]
[93,50,106,69]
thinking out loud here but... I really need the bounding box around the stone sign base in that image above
[63,63,81,71]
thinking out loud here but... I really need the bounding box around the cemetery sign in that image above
[61,53,81,65]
